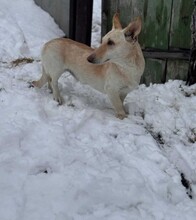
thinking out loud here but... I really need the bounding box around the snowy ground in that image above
[0,0,196,220]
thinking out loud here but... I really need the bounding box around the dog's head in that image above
[87,13,142,64]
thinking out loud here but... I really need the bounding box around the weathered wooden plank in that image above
[166,60,189,81]
[141,59,166,85]
[102,0,118,35]
[139,0,172,49]
[143,49,190,60]
[170,0,192,49]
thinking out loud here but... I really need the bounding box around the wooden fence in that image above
[102,0,193,84]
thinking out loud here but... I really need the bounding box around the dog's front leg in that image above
[106,89,127,119]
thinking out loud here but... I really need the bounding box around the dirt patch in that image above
[11,58,35,67]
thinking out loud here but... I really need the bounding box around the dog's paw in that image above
[28,81,35,88]
[116,112,128,120]
[53,96,64,105]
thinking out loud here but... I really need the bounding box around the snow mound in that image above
[0,0,64,62]
[0,0,196,220]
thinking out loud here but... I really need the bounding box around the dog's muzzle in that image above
[87,53,96,63]
[87,53,110,64]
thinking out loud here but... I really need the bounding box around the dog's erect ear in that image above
[112,13,122,30]
[123,16,142,41]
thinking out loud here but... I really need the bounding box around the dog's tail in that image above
[32,66,48,88]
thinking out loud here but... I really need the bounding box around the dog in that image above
[32,13,145,119]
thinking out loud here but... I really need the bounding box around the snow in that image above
[91,0,102,47]
[0,0,196,220]
[0,0,64,61]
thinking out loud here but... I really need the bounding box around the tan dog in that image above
[32,13,145,119]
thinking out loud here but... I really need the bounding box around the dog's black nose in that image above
[87,53,96,63]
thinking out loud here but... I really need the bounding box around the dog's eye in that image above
[107,39,115,46]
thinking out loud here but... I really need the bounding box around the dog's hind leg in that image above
[47,77,53,93]
[50,73,64,105]
[32,66,48,88]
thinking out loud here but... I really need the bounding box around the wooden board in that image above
[102,0,118,35]
[140,0,172,49]
[169,0,192,49]
[166,60,189,81]
[141,59,166,85]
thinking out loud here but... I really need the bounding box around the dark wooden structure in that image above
[69,0,93,46]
